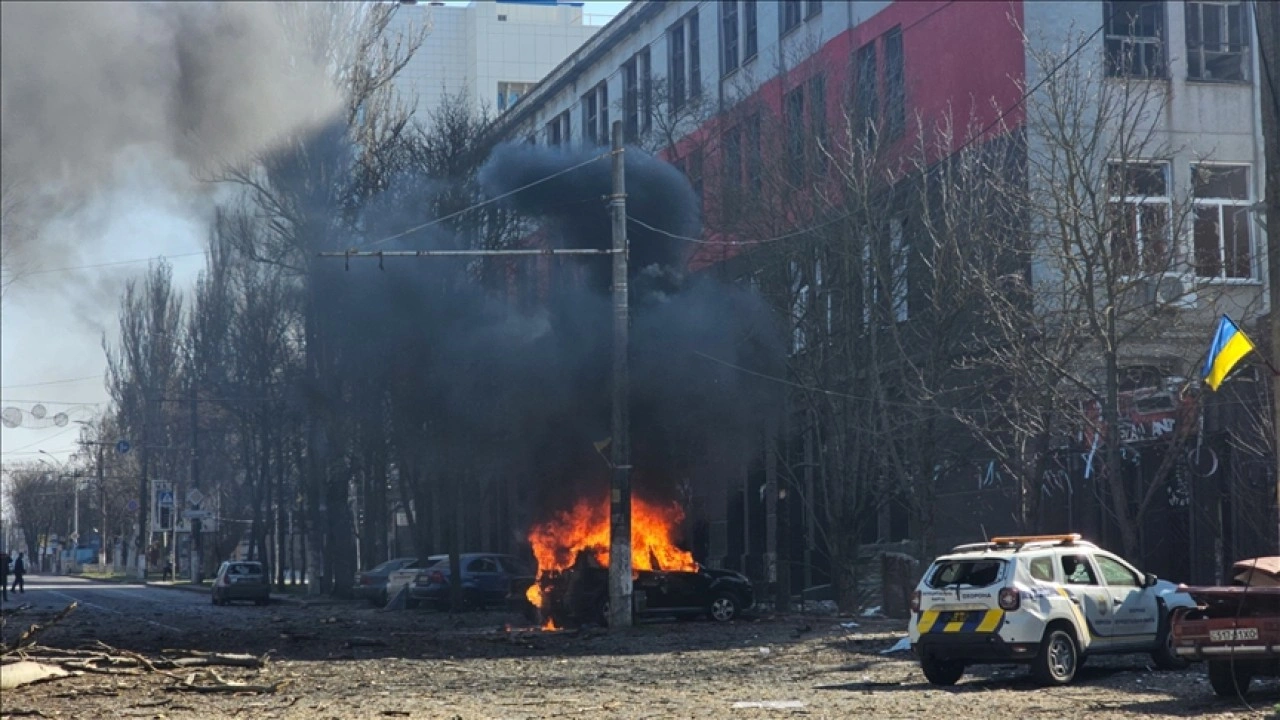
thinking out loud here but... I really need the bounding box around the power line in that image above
[361,151,612,249]
[17,252,207,278]
[1,376,101,390]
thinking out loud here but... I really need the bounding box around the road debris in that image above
[0,660,76,690]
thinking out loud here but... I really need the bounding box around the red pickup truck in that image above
[1171,557,1280,697]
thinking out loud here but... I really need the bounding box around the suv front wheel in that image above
[920,656,964,686]
[1032,628,1078,685]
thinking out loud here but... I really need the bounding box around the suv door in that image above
[1059,553,1114,646]
[1093,553,1158,648]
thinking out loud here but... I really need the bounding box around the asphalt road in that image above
[4,573,236,641]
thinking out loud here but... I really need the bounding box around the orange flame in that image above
[525,496,697,610]
[542,617,559,631]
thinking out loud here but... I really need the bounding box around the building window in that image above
[785,85,805,183]
[1193,165,1253,279]
[805,1,822,20]
[883,27,905,140]
[889,217,908,322]
[623,58,639,142]
[668,11,701,114]
[853,41,878,149]
[808,73,827,173]
[1104,1,1166,78]
[669,21,686,111]
[639,48,652,133]
[582,88,599,145]
[744,1,758,61]
[721,2,739,74]
[545,110,570,147]
[781,1,802,35]
[1107,162,1172,275]
[721,124,742,199]
[1186,1,1250,82]
[497,81,536,113]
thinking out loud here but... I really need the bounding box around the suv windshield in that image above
[927,559,1005,589]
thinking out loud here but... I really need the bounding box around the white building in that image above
[387,0,604,121]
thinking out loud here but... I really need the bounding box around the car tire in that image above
[211,595,219,606]
[1151,612,1189,670]
[1207,659,1253,698]
[708,592,739,623]
[1032,628,1079,686]
[920,656,965,686]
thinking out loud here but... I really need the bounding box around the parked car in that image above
[908,533,1195,686]
[1172,556,1280,697]
[211,560,270,606]
[386,554,445,608]
[410,553,531,611]
[521,553,754,626]
[353,557,418,607]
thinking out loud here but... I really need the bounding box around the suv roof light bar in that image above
[988,533,1081,546]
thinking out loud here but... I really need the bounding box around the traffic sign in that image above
[158,490,174,507]
[116,440,131,454]
[187,489,204,506]
[126,499,139,512]
[182,510,213,521]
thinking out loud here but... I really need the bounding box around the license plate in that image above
[1210,627,1259,642]
[950,612,968,623]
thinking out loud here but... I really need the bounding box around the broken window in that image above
[1186,1,1250,82]
[668,11,700,113]
[1193,165,1253,279]
[1104,1,1166,78]
[1107,162,1172,275]
[581,82,608,146]
[623,57,639,142]
[639,48,652,133]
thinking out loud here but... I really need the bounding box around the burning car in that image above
[517,496,754,627]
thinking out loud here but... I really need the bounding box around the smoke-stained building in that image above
[485,1,1273,594]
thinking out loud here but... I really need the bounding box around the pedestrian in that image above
[0,551,9,602]
[11,552,26,594]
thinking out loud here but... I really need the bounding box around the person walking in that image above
[0,551,9,602]
[11,552,26,594]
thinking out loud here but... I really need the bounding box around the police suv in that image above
[909,534,1196,686]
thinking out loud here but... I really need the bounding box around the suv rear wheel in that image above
[920,656,964,686]
[1032,628,1078,685]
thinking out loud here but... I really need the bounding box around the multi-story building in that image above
[488,1,1272,595]
[387,0,603,121]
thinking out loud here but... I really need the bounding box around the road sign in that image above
[126,499,139,512]
[116,440,131,454]
[158,490,174,507]
[182,510,213,521]
[69,531,79,543]
[187,489,204,506]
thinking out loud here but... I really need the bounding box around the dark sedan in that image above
[353,557,418,607]
[410,553,530,611]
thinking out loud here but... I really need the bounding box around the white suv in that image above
[908,534,1195,686]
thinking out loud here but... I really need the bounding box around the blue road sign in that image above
[116,440,131,454]
[127,499,139,512]
[158,490,174,507]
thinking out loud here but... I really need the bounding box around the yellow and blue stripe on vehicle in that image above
[917,609,1004,634]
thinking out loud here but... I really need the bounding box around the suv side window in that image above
[1028,556,1055,582]
[1060,554,1099,585]
[1094,555,1140,587]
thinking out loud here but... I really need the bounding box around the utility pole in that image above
[608,120,633,629]
[97,442,106,567]
[1255,0,1280,550]
[190,377,203,583]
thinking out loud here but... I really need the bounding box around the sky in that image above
[0,0,633,468]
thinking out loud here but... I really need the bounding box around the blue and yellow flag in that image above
[1201,315,1256,391]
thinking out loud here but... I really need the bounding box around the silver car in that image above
[212,560,270,606]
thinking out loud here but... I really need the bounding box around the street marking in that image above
[46,590,185,634]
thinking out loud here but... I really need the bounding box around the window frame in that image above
[1104,0,1167,78]
[1106,161,1174,276]
[780,0,802,36]
[744,1,759,62]
[1093,554,1141,587]
[721,1,740,75]
[1185,1,1251,83]
[1192,162,1255,281]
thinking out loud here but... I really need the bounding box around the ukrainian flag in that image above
[1201,315,1256,391]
